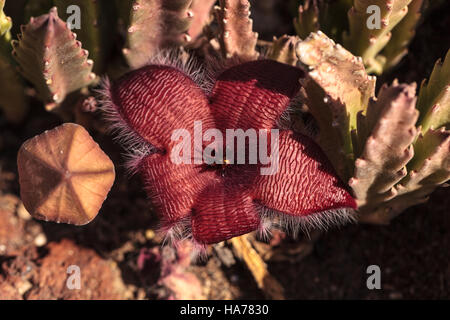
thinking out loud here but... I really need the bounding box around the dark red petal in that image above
[140,153,216,226]
[191,182,261,244]
[110,65,215,151]
[210,60,304,131]
[251,131,356,216]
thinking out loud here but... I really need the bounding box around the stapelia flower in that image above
[100,59,356,247]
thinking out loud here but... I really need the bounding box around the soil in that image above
[0,1,448,300]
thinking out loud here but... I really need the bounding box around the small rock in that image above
[17,203,31,220]
[213,243,236,267]
[145,229,155,240]
[34,233,47,247]
[17,280,32,295]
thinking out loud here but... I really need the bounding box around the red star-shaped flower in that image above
[101,59,356,246]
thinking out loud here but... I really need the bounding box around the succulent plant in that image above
[123,0,193,69]
[268,35,300,66]
[188,0,216,42]
[214,0,258,61]
[416,50,450,134]
[12,7,96,110]
[17,123,115,225]
[296,31,449,224]
[294,0,425,74]
[0,0,11,37]
[0,0,445,246]
[100,60,356,246]
[380,0,423,71]
[294,0,321,39]
[54,0,114,74]
[0,0,28,123]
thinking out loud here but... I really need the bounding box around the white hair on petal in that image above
[122,144,155,176]
[144,49,214,94]
[96,78,157,175]
[277,93,320,139]
[156,217,209,262]
[96,49,216,175]
[277,89,303,127]
[191,240,209,263]
[159,217,192,246]
[155,203,355,253]
[257,216,273,242]
[277,99,297,130]
[204,53,247,81]
[256,203,357,239]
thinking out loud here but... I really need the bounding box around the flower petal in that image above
[140,153,217,227]
[191,181,261,244]
[251,131,357,216]
[109,65,215,151]
[210,60,304,131]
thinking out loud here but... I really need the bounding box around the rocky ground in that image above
[0,1,448,300]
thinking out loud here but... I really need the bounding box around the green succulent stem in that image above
[296,32,376,180]
[295,32,449,224]
[53,0,114,74]
[12,7,96,109]
[0,0,11,37]
[0,0,28,123]
[123,0,193,69]
[380,0,424,71]
[215,0,259,61]
[294,0,320,39]
[416,50,450,133]
[343,0,413,74]
[268,35,299,66]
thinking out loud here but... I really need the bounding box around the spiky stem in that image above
[12,7,96,110]
[123,0,194,69]
[214,0,259,61]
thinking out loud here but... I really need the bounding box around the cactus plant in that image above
[54,0,114,74]
[416,50,450,133]
[343,0,413,74]
[294,0,320,39]
[296,31,449,224]
[12,7,96,110]
[380,0,423,71]
[0,0,445,246]
[0,0,447,302]
[293,0,425,74]
[187,0,216,42]
[0,0,28,123]
[296,31,377,179]
[0,0,11,36]
[267,35,300,66]
[123,0,194,69]
[214,0,259,61]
